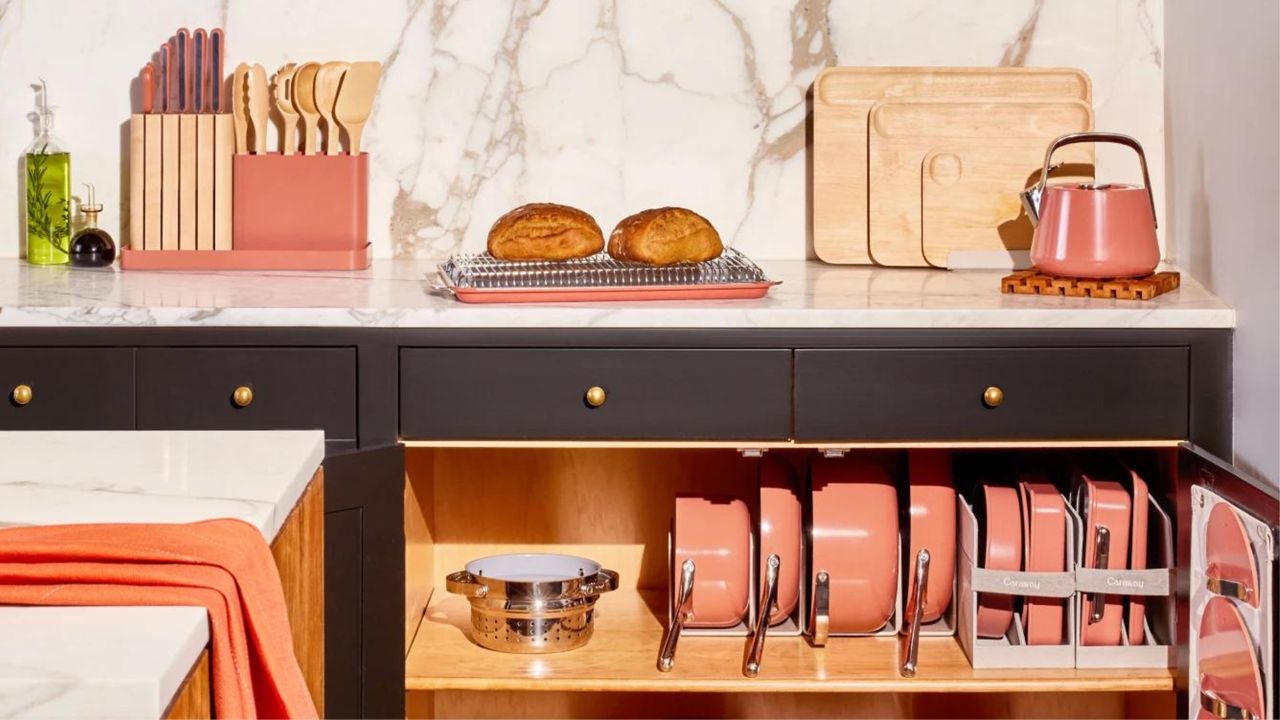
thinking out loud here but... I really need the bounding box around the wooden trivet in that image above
[1001,270,1180,301]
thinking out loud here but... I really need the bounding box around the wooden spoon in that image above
[314,61,349,155]
[273,63,299,155]
[292,62,322,156]
[334,61,382,155]
[231,63,250,154]
[247,64,270,155]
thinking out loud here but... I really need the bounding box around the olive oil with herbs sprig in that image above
[24,79,71,265]
[26,147,71,265]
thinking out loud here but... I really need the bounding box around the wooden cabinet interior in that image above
[402,444,1178,719]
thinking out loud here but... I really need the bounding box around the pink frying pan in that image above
[673,496,751,628]
[976,483,1023,639]
[1205,502,1260,608]
[1196,596,1265,720]
[1080,476,1131,646]
[907,450,956,624]
[760,456,802,625]
[809,454,899,639]
[1019,477,1066,645]
[1128,468,1150,644]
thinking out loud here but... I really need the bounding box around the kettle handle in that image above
[1035,132,1158,229]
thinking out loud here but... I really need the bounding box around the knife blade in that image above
[209,29,225,112]
[159,44,171,113]
[193,29,207,112]
[176,28,190,112]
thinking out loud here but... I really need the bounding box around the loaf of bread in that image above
[608,207,723,266]
[487,203,604,261]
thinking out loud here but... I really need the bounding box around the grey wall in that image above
[1166,0,1279,484]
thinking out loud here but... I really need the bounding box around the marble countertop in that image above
[0,430,324,719]
[0,258,1234,329]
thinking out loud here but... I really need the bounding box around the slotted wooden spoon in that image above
[334,61,382,155]
[272,63,299,155]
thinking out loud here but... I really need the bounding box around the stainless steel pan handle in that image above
[658,559,696,672]
[1088,525,1111,623]
[810,570,831,646]
[581,569,620,596]
[744,554,781,678]
[445,571,488,598]
[900,548,931,677]
[1201,685,1258,719]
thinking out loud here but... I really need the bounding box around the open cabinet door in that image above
[324,444,405,719]
[1179,444,1278,720]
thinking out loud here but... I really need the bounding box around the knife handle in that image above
[176,30,190,112]
[209,29,224,113]
[193,29,207,113]
[140,63,154,114]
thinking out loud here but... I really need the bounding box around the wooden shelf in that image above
[405,588,1174,695]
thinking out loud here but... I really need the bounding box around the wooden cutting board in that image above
[921,141,1094,268]
[812,67,1091,265]
[867,99,1094,267]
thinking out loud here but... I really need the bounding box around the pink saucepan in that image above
[1022,132,1160,278]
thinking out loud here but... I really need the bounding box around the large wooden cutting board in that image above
[812,67,1091,265]
[921,142,1094,268]
[867,99,1094,267]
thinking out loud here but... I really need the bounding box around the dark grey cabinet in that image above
[136,348,357,441]
[795,347,1190,441]
[0,325,1237,717]
[400,348,793,439]
[0,348,134,429]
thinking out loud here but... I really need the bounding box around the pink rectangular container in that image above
[233,153,368,251]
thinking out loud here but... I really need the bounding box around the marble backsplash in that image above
[0,0,1163,260]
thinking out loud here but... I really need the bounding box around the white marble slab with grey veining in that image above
[0,1,1166,261]
[0,430,324,719]
[0,258,1235,329]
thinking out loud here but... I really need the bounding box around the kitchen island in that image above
[0,430,324,718]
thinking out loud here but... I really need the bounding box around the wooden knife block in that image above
[127,113,234,251]
[232,153,368,251]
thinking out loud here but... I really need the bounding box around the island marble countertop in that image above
[0,258,1234,329]
[0,430,324,719]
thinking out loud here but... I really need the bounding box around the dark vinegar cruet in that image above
[69,183,116,268]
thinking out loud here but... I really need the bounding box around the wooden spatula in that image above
[292,62,322,156]
[272,63,299,155]
[247,64,270,154]
[314,61,350,155]
[231,63,250,153]
[334,61,382,155]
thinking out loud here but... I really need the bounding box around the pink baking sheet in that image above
[443,280,779,303]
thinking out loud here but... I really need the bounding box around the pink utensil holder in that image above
[233,153,368,250]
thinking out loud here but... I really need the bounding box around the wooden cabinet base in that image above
[164,650,212,719]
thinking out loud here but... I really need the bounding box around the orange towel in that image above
[0,519,317,719]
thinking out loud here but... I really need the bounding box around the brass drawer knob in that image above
[584,386,607,408]
[982,386,1004,408]
[232,386,254,408]
[11,384,32,406]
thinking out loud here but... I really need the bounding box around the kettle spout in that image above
[1020,187,1042,227]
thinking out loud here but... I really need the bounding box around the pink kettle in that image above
[1021,132,1160,278]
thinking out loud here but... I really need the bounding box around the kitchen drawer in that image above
[0,348,134,429]
[136,348,357,438]
[795,347,1189,441]
[400,348,792,439]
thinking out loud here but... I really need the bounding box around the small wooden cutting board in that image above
[867,98,1093,267]
[812,66,1091,265]
[921,140,1094,268]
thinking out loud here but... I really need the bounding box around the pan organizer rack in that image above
[120,30,372,271]
[396,440,1236,719]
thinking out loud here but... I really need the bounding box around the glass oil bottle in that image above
[25,79,71,265]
